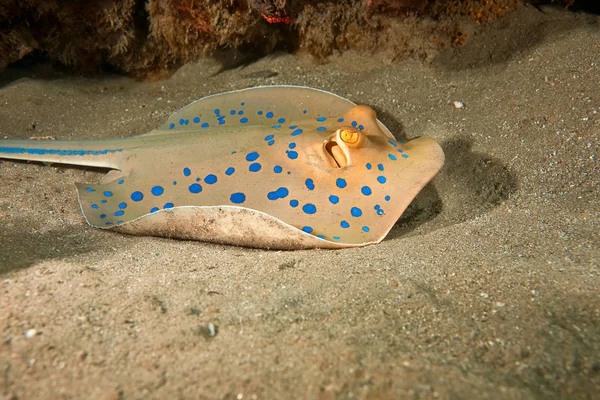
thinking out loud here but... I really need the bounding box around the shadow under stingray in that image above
[386,137,519,241]
[0,217,124,274]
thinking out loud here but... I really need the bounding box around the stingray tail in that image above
[0,138,133,169]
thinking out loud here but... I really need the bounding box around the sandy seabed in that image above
[1,5,598,400]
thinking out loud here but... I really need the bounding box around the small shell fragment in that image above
[453,101,465,109]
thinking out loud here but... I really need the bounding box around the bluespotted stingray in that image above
[0,86,444,249]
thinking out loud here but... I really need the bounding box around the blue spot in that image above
[100,214,106,219]
[288,142,296,149]
[118,202,127,209]
[385,195,391,201]
[272,125,281,129]
[231,151,236,154]
[264,134,274,141]
[388,139,397,147]
[179,118,184,125]
[338,117,344,122]
[289,125,297,129]
[241,102,245,106]
[218,120,225,125]
[388,154,397,161]
[230,110,235,115]
[361,186,372,196]
[291,128,303,136]
[225,167,235,176]
[115,210,124,217]
[351,207,363,217]
[305,179,315,191]
[104,191,113,197]
[246,152,259,161]
[329,195,339,204]
[317,235,325,239]
[201,122,209,128]
[303,110,307,114]
[101,199,107,204]
[278,117,285,123]
[184,119,189,125]
[397,149,404,153]
[333,236,341,241]
[274,165,283,173]
[131,191,143,202]
[341,220,350,229]
[302,226,313,233]
[378,163,384,171]
[351,121,357,127]
[188,183,202,194]
[169,123,174,129]
[173,181,177,185]
[366,163,372,170]
[317,126,326,131]
[238,110,244,115]
[183,167,191,176]
[402,154,409,158]
[214,108,220,115]
[205,174,217,184]
[240,117,248,123]
[230,192,246,204]
[286,150,298,160]
[377,209,384,215]
[362,226,370,232]
[359,125,364,130]
[85,188,95,192]
[105,221,112,226]
[336,178,347,189]
[117,220,123,224]
[377,176,387,184]
[151,186,164,196]
[374,204,381,210]
[164,202,174,209]
[266,111,274,118]
[317,116,326,122]
[290,199,299,208]
[249,163,262,172]
[118,179,124,185]
[258,110,263,115]
[150,207,159,213]
[91,204,99,209]
[267,187,289,200]
[268,140,275,146]
[194,177,199,182]
[193,117,200,123]
[302,204,317,215]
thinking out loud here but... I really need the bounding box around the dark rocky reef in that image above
[0,0,586,78]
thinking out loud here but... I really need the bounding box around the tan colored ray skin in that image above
[68,105,442,248]
[0,86,444,249]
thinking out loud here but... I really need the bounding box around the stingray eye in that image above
[340,129,360,144]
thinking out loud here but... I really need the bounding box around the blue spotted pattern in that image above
[189,183,202,193]
[267,187,289,200]
[131,191,143,202]
[230,193,246,204]
[151,186,164,196]
[205,174,218,184]
[336,178,347,188]
[302,203,317,215]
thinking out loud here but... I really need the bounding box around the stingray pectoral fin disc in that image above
[112,206,354,250]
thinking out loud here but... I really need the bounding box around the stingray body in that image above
[0,86,444,249]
